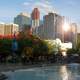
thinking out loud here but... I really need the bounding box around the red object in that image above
[31,8,40,20]
[0,34,19,39]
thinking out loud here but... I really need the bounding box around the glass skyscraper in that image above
[14,12,31,31]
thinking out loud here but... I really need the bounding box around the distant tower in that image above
[31,8,40,35]
[14,12,31,31]
[42,13,63,40]
[71,23,77,49]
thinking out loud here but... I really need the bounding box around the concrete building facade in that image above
[0,23,19,36]
[0,23,5,35]
[63,23,77,48]
[31,8,40,35]
[71,23,77,48]
[39,13,63,41]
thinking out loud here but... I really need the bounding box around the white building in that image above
[0,23,19,36]
[0,23,5,35]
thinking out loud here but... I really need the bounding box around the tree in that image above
[32,40,49,57]
[17,30,49,57]
[44,39,61,55]
[0,39,13,63]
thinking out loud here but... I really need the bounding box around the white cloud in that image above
[23,2,30,6]
[22,0,57,16]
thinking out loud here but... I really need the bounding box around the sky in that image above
[0,0,80,32]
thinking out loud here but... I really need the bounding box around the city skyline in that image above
[0,0,80,32]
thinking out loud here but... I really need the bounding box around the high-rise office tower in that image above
[63,22,77,48]
[14,12,31,31]
[37,24,44,38]
[31,8,40,35]
[41,13,63,40]
[71,23,77,48]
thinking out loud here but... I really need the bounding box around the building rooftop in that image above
[0,23,19,26]
[19,12,30,17]
[0,22,5,24]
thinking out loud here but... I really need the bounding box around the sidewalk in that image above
[0,63,62,72]
[0,63,44,72]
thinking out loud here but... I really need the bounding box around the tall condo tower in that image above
[31,8,40,35]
